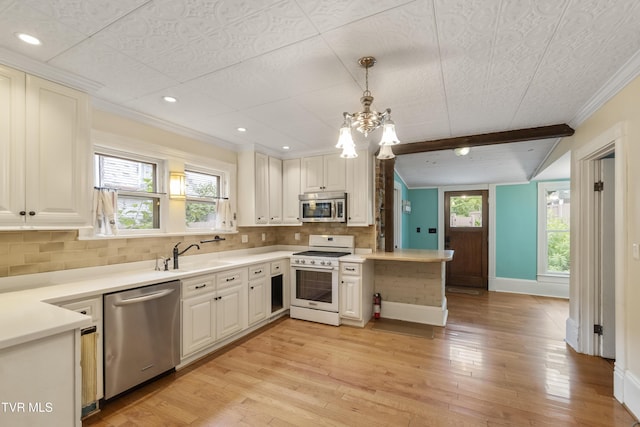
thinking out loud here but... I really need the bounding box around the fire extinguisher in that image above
[373,293,381,319]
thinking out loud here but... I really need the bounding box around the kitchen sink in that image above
[166,260,232,272]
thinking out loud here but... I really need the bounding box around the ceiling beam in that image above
[391,124,575,156]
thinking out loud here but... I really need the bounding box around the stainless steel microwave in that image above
[299,192,347,223]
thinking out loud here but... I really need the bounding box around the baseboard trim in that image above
[623,370,640,421]
[381,299,448,326]
[565,316,579,352]
[490,277,569,298]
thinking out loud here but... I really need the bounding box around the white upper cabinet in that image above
[301,154,345,193]
[282,158,301,224]
[254,152,269,224]
[268,157,282,224]
[0,65,90,227]
[346,150,373,226]
[238,150,293,226]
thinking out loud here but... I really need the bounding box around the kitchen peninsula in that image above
[362,249,454,326]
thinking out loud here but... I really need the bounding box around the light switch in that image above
[241,235,248,243]
[262,233,266,242]
[633,243,639,260]
[294,232,301,241]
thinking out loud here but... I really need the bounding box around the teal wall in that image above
[401,181,550,280]
[394,172,410,247]
[495,182,538,280]
[407,188,439,249]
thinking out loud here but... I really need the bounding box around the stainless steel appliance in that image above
[299,192,347,223]
[103,280,180,399]
[290,235,354,325]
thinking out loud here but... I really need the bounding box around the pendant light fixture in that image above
[336,56,400,159]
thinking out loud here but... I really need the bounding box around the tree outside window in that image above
[185,170,220,229]
[538,181,570,276]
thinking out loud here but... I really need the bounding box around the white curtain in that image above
[92,188,118,236]
[216,199,233,231]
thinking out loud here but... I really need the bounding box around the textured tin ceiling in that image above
[1,0,639,186]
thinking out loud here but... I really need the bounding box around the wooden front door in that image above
[444,190,488,289]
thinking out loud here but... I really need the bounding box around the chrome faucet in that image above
[172,242,200,270]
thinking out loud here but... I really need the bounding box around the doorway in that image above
[596,155,615,359]
[444,190,489,289]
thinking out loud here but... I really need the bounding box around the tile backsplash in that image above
[0,225,375,278]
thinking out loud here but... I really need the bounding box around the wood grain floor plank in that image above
[85,292,638,426]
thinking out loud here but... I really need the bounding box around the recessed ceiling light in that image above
[162,96,177,103]
[16,33,41,45]
[237,127,247,132]
[282,146,290,150]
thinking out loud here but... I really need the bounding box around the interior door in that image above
[598,157,616,359]
[444,190,488,289]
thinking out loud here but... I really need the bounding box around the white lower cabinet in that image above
[339,261,373,327]
[181,268,248,358]
[248,264,268,325]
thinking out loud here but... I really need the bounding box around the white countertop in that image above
[0,249,297,351]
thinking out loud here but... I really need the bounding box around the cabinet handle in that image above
[29,211,36,216]
[195,284,207,289]
[80,310,87,315]
[19,211,26,216]
[226,277,235,282]
[254,270,262,275]
[346,267,355,272]
[250,286,254,290]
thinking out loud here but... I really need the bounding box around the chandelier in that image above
[336,56,400,159]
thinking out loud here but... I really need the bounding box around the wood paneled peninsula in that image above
[362,249,454,326]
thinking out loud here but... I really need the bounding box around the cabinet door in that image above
[182,294,216,357]
[268,157,282,224]
[323,154,346,192]
[216,283,246,340]
[346,150,371,226]
[248,276,268,325]
[254,152,269,224]
[340,276,362,320]
[25,75,90,225]
[301,156,324,192]
[0,65,25,225]
[282,158,301,224]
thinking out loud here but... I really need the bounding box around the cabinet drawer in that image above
[271,260,285,275]
[60,296,101,322]
[249,264,267,279]
[341,263,360,276]
[217,268,245,289]
[182,275,215,298]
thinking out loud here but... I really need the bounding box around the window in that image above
[185,169,220,229]
[449,195,483,227]
[538,181,570,276]
[94,152,162,230]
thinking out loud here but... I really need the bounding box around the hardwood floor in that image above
[85,292,637,426]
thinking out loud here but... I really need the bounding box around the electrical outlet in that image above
[241,235,248,243]
[633,243,639,260]
[262,233,266,242]
[294,232,301,241]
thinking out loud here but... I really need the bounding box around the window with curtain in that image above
[94,152,162,230]
[185,169,220,229]
[538,181,570,276]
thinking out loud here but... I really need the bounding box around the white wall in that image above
[543,74,640,419]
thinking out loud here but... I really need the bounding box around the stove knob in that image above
[300,259,305,264]
[294,259,300,264]
[310,260,315,265]
[319,261,325,266]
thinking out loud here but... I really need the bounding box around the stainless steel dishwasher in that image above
[103,280,180,399]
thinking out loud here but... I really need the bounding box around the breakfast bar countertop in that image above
[361,249,454,263]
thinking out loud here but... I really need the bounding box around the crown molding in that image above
[571,48,640,127]
[0,47,103,92]
[92,97,240,153]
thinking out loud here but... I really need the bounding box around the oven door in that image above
[291,266,339,312]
